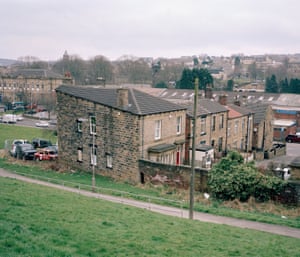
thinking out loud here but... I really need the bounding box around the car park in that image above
[34,147,58,161]
[15,143,37,160]
[285,134,300,143]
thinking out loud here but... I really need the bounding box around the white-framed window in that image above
[200,116,206,135]
[90,115,96,135]
[228,122,231,137]
[106,153,113,168]
[77,147,83,162]
[90,145,97,166]
[155,120,162,140]
[77,119,82,132]
[176,116,182,135]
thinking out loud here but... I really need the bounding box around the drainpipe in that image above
[140,115,145,159]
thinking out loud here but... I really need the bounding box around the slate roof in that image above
[244,103,270,124]
[226,104,253,119]
[272,94,300,108]
[182,98,228,117]
[8,69,64,79]
[56,85,186,116]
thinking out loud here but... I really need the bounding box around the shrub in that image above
[208,151,285,202]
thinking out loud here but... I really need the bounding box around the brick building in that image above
[56,85,187,183]
[272,94,300,138]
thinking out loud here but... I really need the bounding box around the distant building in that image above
[0,68,73,103]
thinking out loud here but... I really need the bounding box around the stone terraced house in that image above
[56,85,187,183]
[184,98,229,161]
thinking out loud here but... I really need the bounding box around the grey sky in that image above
[1,0,299,61]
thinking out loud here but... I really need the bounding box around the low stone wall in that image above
[138,159,209,192]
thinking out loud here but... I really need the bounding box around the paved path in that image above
[1,168,300,239]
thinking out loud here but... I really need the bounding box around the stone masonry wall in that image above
[139,159,209,192]
[56,92,141,183]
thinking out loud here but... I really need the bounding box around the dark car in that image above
[15,143,37,160]
[285,134,300,143]
[32,138,52,149]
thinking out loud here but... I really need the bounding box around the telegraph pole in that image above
[189,78,198,219]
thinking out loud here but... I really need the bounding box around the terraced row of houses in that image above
[55,85,277,184]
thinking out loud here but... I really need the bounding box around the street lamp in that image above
[91,115,96,192]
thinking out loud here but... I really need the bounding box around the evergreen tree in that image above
[177,68,213,89]
[290,78,300,94]
[265,75,278,93]
[226,79,234,91]
[279,78,289,93]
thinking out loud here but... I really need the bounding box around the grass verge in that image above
[0,157,299,229]
[1,177,300,257]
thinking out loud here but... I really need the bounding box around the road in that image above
[1,168,300,239]
[10,114,56,129]
[256,142,300,169]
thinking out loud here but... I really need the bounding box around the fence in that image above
[10,171,187,217]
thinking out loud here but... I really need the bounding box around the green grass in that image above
[1,158,300,229]
[1,177,299,257]
[0,124,57,149]
[0,124,299,230]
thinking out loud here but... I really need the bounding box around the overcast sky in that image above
[1,0,299,61]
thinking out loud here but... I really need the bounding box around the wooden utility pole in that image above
[189,78,198,219]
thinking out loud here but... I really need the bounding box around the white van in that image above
[2,114,17,123]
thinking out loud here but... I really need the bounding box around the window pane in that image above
[90,116,96,134]
[77,148,83,162]
[176,116,182,134]
[155,120,161,139]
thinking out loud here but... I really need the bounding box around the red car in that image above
[285,134,300,143]
[34,147,58,161]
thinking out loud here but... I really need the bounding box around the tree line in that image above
[265,75,300,94]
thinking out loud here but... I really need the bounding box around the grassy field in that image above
[0,123,57,149]
[1,124,299,230]
[1,158,300,229]
[1,177,299,257]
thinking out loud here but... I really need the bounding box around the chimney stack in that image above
[218,94,227,105]
[205,87,213,99]
[117,88,129,108]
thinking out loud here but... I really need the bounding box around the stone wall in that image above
[56,92,141,183]
[139,159,209,192]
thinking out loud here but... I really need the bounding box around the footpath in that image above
[1,168,300,239]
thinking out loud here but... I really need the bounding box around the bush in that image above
[208,151,286,202]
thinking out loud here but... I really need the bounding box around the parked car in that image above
[15,143,37,160]
[35,121,49,127]
[285,134,300,143]
[32,138,52,149]
[10,139,30,156]
[34,147,58,161]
